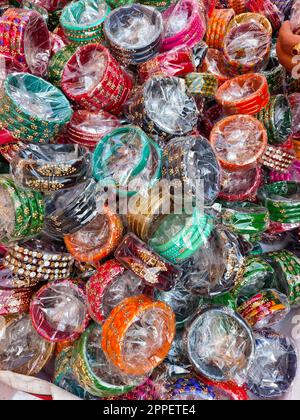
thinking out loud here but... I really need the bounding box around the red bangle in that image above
[227,0,247,14]
[210,115,268,172]
[219,166,262,202]
[200,48,231,86]
[30,279,90,343]
[246,0,283,32]
[0,128,14,145]
[0,287,34,315]
[206,8,235,50]
[216,73,270,115]
[197,375,249,400]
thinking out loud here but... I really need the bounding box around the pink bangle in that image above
[269,160,300,183]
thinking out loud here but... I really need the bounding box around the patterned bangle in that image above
[197,375,249,400]
[64,206,124,263]
[205,8,235,50]
[165,377,216,400]
[102,295,175,376]
[185,73,218,98]
[260,144,295,173]
[48,45,78,88]
[115,233,182,291]
[237,289,290,328]
[210,115,267,172]
[30,279,90,343]
[216,73,270,115]
[0,287,34,316]
[226,0,247,14]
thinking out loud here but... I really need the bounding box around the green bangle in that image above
[60,0,111,31]
[49,46,78,88]
[138,0,171,11]
[24,190,45,236]
[257,95,292,145]
[262,58,286,95]
[185,73,218,98]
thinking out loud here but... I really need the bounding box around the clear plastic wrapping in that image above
[219,166,262,202]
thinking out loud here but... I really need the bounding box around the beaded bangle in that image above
[237,289,290,328]
[216,73,270,115]
[185,72,218,98]
[0,256,42,289]
[260,144,295,173]
[0,287,34,316]
[246,0,283,32]
[210,115,268,172]
[102,295,175,376]
[30,279,90,343]
[115,233,182,291]
[206,8,235,50]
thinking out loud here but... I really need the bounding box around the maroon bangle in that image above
[246,0,283,31]
[115,233,182,291]
[219,166,262,202]
[0,287,34,316]
[30,279,90,343]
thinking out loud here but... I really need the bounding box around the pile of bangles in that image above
[1,0,300,402]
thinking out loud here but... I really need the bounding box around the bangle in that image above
[87,259,147,324]
[149,208,214,264]
[30,279,90,343]
[161,0,206,51]
[0,287,34,316]
[138,47,196,82]
[185,306,255,382]
[247,329,297,399]
[272,0,294,17]
[185,72,218,98]
[210,115,267,172]
[200,48,231,86]
[258,181,300,224]
[0,313,55,375]
[3,240,74,282]
[0,128,14,145]
[64,206,123,263]
[197,376,249,400]
[221,202,269,243]
[260,145,295,173]
[237,289,290,328]
[219,166,262,202]
[129,76,198,141]
[102,295,175,375]
[0,8,50,77]
[246,0,283,32]
[162,135,221,205]
[93,126,162,196]
[226,0,247,14]
[115,233,182,291]
[45,180,98,237]
[165,377,216,400]
[267,250,300,307]
[11,144,92,192]
[223,13,271,76]
[138,0,171,11]
[262,55,286,95]
[48,45,78,88]
[0,256,42,289]
[205,8,235,50]
[61,43,133,115]
[269,160,300,182]
[72,323,138,398]
[104,4,163,65]
[216,73,270,115]
[257,95,292,145]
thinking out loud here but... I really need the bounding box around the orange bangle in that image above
[216,73,270,115]
[210,115,267,172]
[206,8,235,50]
[64,206,123,263]
[227,0,247,14]
[102,295,175,376]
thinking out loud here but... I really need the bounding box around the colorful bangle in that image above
[260,144,295,173]
[185,306,255,382]
[0,287,34,316]
[161,0,206,51]
[138,0,171,11]
[272,0,294,17]
[237,289,290,328]
[216,73,270,115]
[197,376,249,400]
[64,206,123,263]
[210,115,267,172]
[200,48,231,86]
[104,4,163,65]
[72,323,137,398]
[87,259,147,324]
[205,8,235,50]
[219,166,262,202]
[0,314,55,375]
[30,279,90,343]
[247,329,297,399]
[185,72,218,98]
[0,256,42,289]
[165,377,216,400]
[246,0,283,32]
[226,0,247,14]
[102,295,175,376]
[48,45,78,88]
[115,233,182,291]
[262,54,286,95]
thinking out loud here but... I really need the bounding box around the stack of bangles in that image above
[149,208,214,264]
[262,54,286,95]
[215,73,270,115]
[257,95,292,145]
[205,8,235,50]
[10,144,92,192]
[129,76,198,140]
[104,4,163,65]
[219,167,263,202]
[258,182,300,225]
[269,160,300,182]
[45,180,98,237]
[64,205,124,263]
[138,47,196,82]
[102,295,176,375]
[237,289,290,328]
[267,250,300,307]
[0,73,72,144]
[246,0,283,32]
[0,8,50,77]
[224,0,247,14]
[161,0,206,52]
[223,13,272,76]
[221,202,270,243]
[0,176,45,242]
[92,126,162,196]
[259,144,295,173]
[48,45,78,88]
[60,0,111,45]
[3,241,74,282]
[65,110,121,151]
[200,48,231,87]
[184,72,218,98]
[61,44,133,115]
[115,233,182,291]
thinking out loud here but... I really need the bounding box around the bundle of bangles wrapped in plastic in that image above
[1,0,300,401]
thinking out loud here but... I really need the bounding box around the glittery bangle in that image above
[48,45,78,88]
[260,144,295,173]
